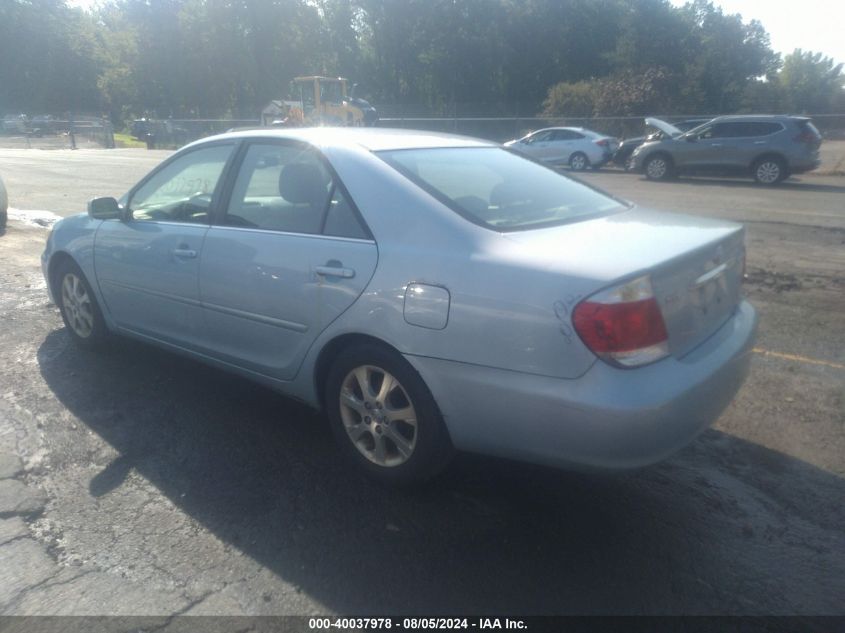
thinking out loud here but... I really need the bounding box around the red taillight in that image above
[594,139,609,147]
[572,276,670,367]
[793,131,817,145]
[573,298,667,352]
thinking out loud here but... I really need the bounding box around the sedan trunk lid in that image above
[502,207,745,359]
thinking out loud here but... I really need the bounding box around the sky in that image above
[67,0,843,66]
[673,0,842,64]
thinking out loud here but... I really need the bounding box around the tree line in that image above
[0,0,842,125]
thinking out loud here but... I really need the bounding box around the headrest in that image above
[490,182,525,207]
[278,163,326,204]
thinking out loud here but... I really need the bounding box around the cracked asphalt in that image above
[0,148,843,618]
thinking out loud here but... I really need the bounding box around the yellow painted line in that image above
[753,347,845,370]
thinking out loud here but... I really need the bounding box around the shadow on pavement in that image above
[37,330,845,615]
[584,169,845,193]
[671,177,845,194]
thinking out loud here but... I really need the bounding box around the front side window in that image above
[526,130,553,143]
[697,123,734,139]
[225,143,368,238]
[320,80,343,105]
[379,147,624,231]
[128,144,233,223]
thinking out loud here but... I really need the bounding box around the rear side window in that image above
[324,188,369,239]
[224,143,369,238]
[226,144,330,234]
[743,122,783,137]
[378,147,623,231]
[552,130,583,140]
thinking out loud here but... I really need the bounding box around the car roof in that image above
[191,127,497,152]
[528,126,600,135]
[708,114,809,123]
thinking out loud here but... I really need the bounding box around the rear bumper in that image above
[406,300,757,471]
[790,157,821,174]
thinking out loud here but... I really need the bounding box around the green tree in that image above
[542,67,675,117]
[677,0,780,113]
[0,0,104,115]
[1,0,792,125]
[777,49,844,113]
[541,80,596,117]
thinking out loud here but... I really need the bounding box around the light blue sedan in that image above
[42,128,757,484]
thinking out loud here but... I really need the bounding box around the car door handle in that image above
[709,143,723,147]
[315,265,355,279]
[172,247,197,259]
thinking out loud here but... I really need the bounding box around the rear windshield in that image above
[798,119,822,138]
[378,147,624,231]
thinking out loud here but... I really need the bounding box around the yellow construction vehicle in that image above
[290,76,378,127]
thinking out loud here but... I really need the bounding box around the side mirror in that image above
[87,197,121,219]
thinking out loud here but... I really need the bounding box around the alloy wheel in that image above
[61,273,94,338]
[570,153,587,170]
[339,365,418,467]
[646,157,667,179]
[756,161,781,184]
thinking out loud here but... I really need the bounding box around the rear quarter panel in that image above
[289,145,601,401]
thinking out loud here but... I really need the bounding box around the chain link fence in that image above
[3,110,842,150]
[0,115,115,149]
[378,113,845,143]
[129,118,260,149]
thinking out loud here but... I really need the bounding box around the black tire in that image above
[325,343,453,486]
[752,156,787,185]
[643,153,673,181]
[568,151,589,171]
[54,259,109,348]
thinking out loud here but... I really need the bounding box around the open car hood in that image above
[645,117,683,137]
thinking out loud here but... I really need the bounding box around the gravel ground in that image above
[0,148,842,618]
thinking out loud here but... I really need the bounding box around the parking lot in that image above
[0,147,843,616]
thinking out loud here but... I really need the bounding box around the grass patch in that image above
[113,132,146,149]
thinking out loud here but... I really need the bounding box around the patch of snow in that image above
[7,208,63,229]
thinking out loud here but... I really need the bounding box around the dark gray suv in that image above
[628,115,822,185]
